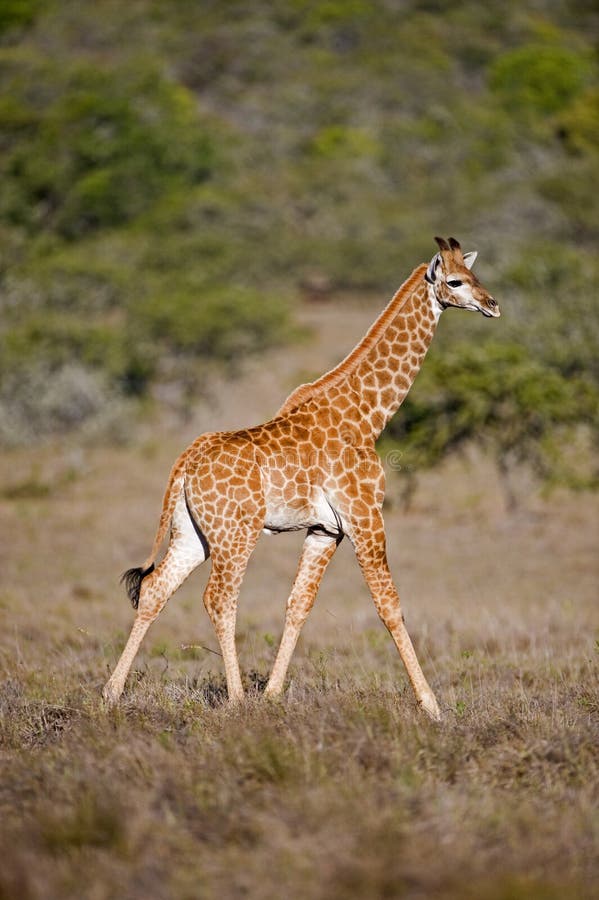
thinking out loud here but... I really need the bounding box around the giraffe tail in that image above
[121,457,186,610]
[121,564,154,609]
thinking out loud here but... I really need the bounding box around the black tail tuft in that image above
[121,564,155,609]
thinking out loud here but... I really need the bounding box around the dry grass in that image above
[1,297,598,899]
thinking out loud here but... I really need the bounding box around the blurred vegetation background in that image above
[0,0,597,492]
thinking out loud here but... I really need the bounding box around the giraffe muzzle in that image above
[481,297,500,318]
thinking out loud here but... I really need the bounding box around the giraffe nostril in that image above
[488,298,497,308]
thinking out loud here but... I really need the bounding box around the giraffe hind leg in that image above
[202,524,262,703]
[103,491,208,705]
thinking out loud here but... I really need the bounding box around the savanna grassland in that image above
[1,298,598,900]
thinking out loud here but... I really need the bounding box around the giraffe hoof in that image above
[419,693,442,722]
[263,683,283,698]
[102,681,122,707]
[226,690,245,706]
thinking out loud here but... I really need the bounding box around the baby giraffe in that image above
[103,237,499,719]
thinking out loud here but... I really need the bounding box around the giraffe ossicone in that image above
[103,237,500,720]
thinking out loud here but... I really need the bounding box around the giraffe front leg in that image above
[203,574,244,703]
[348,510,441,721]
[265,531,338,697]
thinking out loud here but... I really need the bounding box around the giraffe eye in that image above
[447,279,463,288]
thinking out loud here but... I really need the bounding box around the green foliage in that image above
[307,125,379,161]
[0,58,216,238]
[502,241,599,382]
[0,362,132,446]
[0,0,39,34]
[489,44,592,116]
[2,315,130,381]
[0,0,597,452]
[136,285,289,360]
[557,87,599,154]
[537,158,599,243]
[388,340,599,503]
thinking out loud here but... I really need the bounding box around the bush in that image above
[0,313,152,396]
[0,0,39,34]
[502,241,599,382]
[386,341,599,506]
[133,285,290,362]
[0,59,217,238]
[489,44,592,117]
[537,158,599,244]
[0,363,132,446]
[556,87,599,154]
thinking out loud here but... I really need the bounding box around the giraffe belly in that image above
[263,486,343,539]
[262,498,312,533]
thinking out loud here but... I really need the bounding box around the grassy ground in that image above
[1,297,598,899]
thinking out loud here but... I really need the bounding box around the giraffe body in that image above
[103,238,499,719]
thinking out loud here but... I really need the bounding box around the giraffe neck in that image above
[277,264,443,441]
[288,265,442,440]
[340,268,440,439]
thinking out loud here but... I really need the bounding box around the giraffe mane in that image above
[276,263,428,416]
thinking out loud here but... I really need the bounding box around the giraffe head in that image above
[425,236,500,318]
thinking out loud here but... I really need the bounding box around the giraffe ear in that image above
[463,250,478,269]
[425,252,441,284]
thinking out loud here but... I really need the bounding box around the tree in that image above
[385,341,599,510]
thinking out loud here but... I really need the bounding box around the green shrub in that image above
[537,158,599,243]
[489,44,592,116]
[0,362,132,446]
[307,125,379,160]
[0,0,39,34]
[386,341,599,505]
[556,87,599,154]
[0,313,152,393]
[0,59,217,237]
[134,285,290,361]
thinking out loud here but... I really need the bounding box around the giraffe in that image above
[103,237,499,720]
